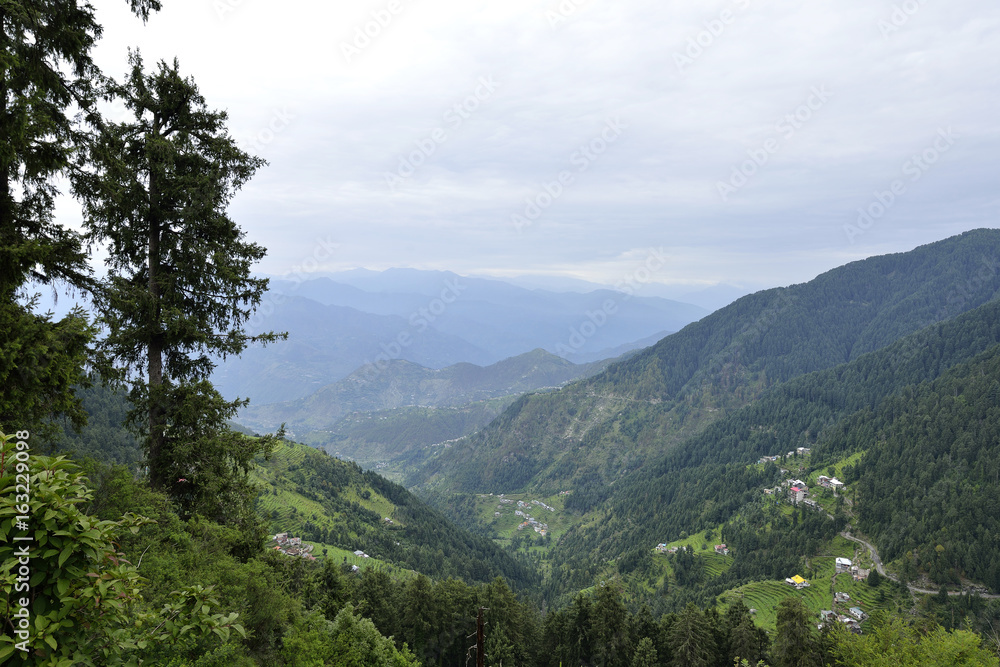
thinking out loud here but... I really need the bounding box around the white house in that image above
[836,557,853,573]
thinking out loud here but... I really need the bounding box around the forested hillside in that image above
[50,385,536,589]
[412,230,1000,496]
[542,297,1000,600]
[827,350,1000,591]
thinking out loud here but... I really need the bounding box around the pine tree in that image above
[631,637,658,667]
[670,603,715,667]
[0,0,158,431]
[73,53,283,521]
[773,597,817,667]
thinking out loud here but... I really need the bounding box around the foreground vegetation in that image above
[4,432,998,665]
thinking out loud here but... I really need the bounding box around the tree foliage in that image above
[0,431,244,665]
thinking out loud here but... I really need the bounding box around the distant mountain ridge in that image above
[213,270,707,404]
[237,348,616,434]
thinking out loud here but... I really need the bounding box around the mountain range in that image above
[412,229,1000,497]
[55,228,1000,635]
[212,269,706,404]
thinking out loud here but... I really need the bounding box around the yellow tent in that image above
[790,575,806,584]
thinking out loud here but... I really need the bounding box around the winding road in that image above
[840,531,1000,599]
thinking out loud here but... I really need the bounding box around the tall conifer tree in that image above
[74,53,283,532]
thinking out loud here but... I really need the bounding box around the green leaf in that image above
[57,545,74,568]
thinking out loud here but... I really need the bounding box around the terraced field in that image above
[718,534,905,631]
[722,580,832,631]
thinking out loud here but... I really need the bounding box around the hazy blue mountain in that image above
[262,270,707,363]
[212,296,494,404]
[236,348,614,434]
[217,270,707,403]
[571,329,674,363]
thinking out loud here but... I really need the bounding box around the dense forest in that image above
[5,438,1000,665]
[542,298,1000,602]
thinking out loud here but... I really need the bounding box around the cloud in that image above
[82,0,1000,287]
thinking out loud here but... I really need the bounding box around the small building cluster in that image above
[714,544,730,556]
[353,549,370,559]
[531,499,556,512]
[656,543,679,554]
[818,610,864,634]
[816,475,845,490]
[272,533,316,560]
[757,447,810,465]
[785,574,810,589]
[517,518,548,536]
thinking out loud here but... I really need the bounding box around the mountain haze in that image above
[238,348,615,434]
[214,270,706,403]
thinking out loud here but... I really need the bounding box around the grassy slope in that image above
[251,439,536,588]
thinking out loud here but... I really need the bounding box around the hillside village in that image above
[652,448,884,633]
[481,493,558,536]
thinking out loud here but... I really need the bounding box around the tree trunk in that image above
[147,112,165,489]
[0,7,13,294]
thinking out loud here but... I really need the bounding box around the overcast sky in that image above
[70,0,1000,292]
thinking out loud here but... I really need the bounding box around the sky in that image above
[65,0,1000,293]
